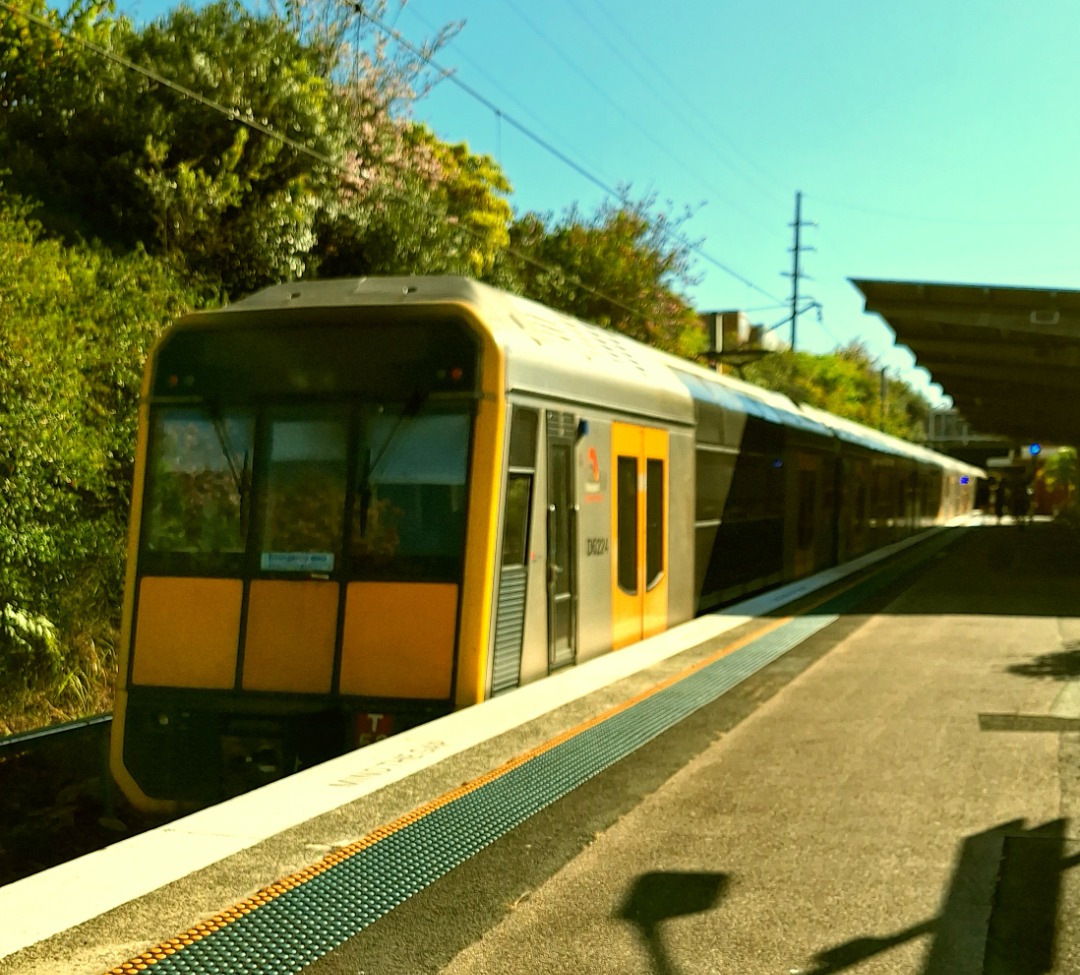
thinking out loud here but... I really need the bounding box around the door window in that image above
[617,456,639,594]
[646,458,664,589]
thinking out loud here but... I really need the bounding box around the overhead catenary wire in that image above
[352,1,787,306]
[497,0,774,231]
[0,0,690,331]
[569,0,790,205]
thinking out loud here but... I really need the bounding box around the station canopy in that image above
[852,279,1080,448]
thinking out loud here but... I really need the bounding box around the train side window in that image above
[509,407,539,468]
[645,458,664,589]
[502,473,533,566]
[617,456,638,594]
[797,469,816,548]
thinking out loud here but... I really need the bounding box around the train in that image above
[109,276,983,811]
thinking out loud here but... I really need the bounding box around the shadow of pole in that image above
[802,819,1079,975]
[618,871,730,975]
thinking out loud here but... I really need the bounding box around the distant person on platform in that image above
[1012,481,1031,525]
[994,482,1007,523]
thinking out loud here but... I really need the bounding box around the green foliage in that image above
[1041,447,1077,494]
[1,0,349,295]
[742,341,931,442]
[0,605,60,703]
[312,124,514,279]
[501,197,707,358]
[0,1,516,295]
[0,192,203,725]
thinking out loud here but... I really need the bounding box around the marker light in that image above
[1029,443,1042,456]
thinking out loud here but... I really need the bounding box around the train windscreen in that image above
[139,316,478,583]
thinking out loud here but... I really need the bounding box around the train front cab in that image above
[111,297,507,811]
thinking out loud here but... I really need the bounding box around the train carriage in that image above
[111,277,982,811]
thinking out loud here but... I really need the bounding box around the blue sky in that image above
[113,0,1080,404]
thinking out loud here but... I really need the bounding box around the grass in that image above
[0,614,117,736]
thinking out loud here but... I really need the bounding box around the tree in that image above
[501,197,707,358]
[1040,447,1077,512]
[742,341,931,442]
[0,1,353,295]
[0,1,515,293]
[0,191,203,725]
[312,123,513,278]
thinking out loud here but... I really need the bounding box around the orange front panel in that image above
[242,580,338,693]
[132,577,243,688]
[339,582,458,699]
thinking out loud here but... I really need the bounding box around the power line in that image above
[354,2,786,304]
[499,0,773,231]
[403,5,623,192]
[0,0,687,330]
[808,191,1080,228]
[577,0,790,204]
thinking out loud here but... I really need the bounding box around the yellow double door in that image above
[611,423,669,649]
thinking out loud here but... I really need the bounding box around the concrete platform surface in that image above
[6,521,1080,975]
[415,522,1080,974]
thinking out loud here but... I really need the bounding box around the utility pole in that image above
[791,191,802,350]
[785,191,816,351]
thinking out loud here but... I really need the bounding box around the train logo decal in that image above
[584,445,603,498]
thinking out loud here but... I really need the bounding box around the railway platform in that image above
[3,517,1080,974]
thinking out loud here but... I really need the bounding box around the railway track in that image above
[0,715,167,886]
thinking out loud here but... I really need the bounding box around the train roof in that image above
[220,276,696,427]
[798,404,986,476]
[219,276,985,476]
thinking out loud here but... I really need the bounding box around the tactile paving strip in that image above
[107,532,960,974]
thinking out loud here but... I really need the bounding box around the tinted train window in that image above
[646,459,664,589]
[351,410,470,580]
[617,456,638,593]
[695,449,734,522]
[142,408,254,571]
[797,469,816,548]
[260,412,347,572]
[502,473,533,566]
[509,408,539,468]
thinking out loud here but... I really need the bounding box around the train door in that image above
[546,412,577,671]
[612,422,668,650]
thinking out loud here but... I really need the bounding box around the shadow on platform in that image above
[828,523,1080,620]
[1007,644,1080,681]
[618,871,730,975]
[802,819,1080,975]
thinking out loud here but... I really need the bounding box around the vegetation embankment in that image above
[0,0,933,731]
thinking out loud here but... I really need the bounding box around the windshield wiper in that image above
[209,409,250,534]
[357,389,427,536]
